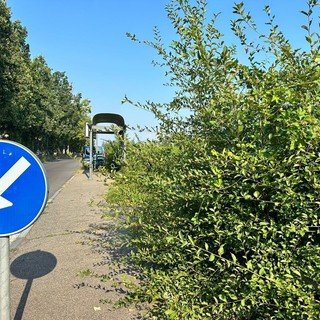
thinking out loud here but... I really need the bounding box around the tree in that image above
[0,2,91,155]
[0,2,33,141]
[107,0,320,318]
[67,96,91,152]
[28,59,92,154]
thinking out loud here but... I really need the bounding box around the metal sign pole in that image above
[89,127,93,180]
[0,236,10,320]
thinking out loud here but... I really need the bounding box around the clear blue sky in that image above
[6,0,315,141]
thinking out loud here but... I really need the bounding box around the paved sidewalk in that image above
[9,170,142,320]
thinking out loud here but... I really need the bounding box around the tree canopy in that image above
[0,1,90,154]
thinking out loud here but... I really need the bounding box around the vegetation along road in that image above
[3,0,320,317]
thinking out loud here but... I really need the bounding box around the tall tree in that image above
[0,1,91,154]
[0,2,32,141]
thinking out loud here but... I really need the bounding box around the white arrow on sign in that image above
[0,156,31,209]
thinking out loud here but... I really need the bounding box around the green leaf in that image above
[253,191,260,198]
[291,268,301,277]
[259,267,266,275]
[229,293,238,300]
[188,235,195,245]
[218,294,227,302]
[306,35,313,43]
[166,236,174,243]
[218,245,225,256]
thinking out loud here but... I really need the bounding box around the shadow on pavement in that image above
[10,250,57,320]
[82,168,89,178]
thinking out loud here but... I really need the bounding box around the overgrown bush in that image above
[106,0,320,318]
[102,138,124,170]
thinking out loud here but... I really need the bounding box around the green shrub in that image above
[106,0,320,318]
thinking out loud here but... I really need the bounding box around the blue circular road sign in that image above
[0,140,48,236]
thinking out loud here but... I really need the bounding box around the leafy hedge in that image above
[106,0,320,318]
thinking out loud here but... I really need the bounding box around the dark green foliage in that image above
[102,137,124,170]
[106,0,320,318]
[0,2,31,139]
[0,2,90,154]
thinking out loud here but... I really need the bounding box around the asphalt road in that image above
[43,158,81,200]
